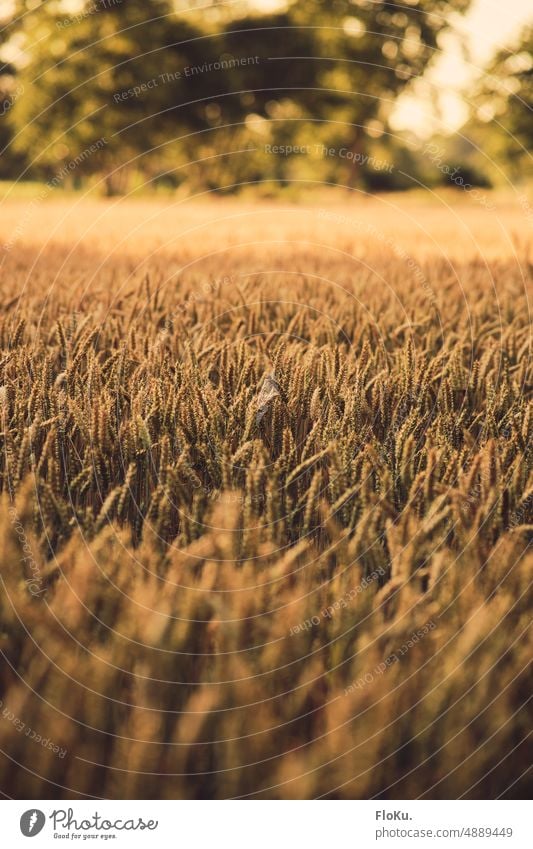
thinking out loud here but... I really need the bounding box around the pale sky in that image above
[390,0,533,136]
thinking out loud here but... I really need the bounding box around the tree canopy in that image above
[468,24,533,181]
[1,0,480,193]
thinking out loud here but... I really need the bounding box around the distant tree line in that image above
[0,0,528,194]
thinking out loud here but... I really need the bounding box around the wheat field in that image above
[0,196,531,799]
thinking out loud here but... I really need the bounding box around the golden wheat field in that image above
[0,195,531,800]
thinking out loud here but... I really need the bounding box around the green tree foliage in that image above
[469,24,533,181]
[213,0,473,189]
[5,0,474,193]
[8,0,224,193]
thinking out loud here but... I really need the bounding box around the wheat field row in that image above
[0,199,531,799]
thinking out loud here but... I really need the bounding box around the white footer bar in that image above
[3,800,529,848]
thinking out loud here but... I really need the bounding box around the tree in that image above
[204,0,474,188]
[6,0,475,193]
[9,0,222,193]
[469,24,533,181]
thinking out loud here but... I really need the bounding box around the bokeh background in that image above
[0,0,531,197]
